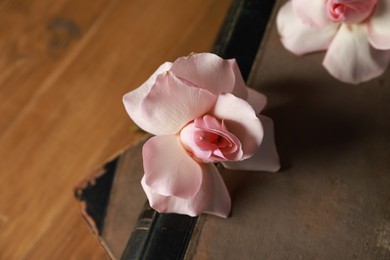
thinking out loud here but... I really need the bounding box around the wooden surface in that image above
[0,0,231,258]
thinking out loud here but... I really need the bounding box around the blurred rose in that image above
[277,0,390,84]
[123,53,280,217]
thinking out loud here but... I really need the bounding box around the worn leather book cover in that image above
[76,0,390,259]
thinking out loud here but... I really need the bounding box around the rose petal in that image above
[277,1,339,56]
[222,115,280,172]
[170,53,244,96]
[323,23,390,84]
[367,0,390,50]
[231,60,248,100]
[201,115,224,130]
[211,93,263,160]
[139,72,216,135]
[143,135,203,199]
[246,87,267,114]
[292,0,332,28]
[180,122,214,160]
[123,62,172,131]
[142,163,231,217]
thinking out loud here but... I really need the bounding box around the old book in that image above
[76,0,390,259]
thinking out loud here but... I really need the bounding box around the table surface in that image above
[0,0,231,258]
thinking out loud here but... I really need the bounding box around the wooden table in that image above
[0,0,231,258]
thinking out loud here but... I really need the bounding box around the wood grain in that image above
[0,0,231,258]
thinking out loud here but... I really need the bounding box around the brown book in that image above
[76,0,390,259]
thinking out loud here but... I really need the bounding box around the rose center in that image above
[179,115,243,163]
[194,131,232,150]
[332,4,344,15]
[325,0,377,24]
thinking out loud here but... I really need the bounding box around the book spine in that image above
[121,203,157,259]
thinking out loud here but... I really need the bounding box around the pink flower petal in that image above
[143,135,203,199]
[170,53,245,97]
[211,93,263,160]
[180,122,214,160]
[139,72,216,135]
[292,0,332,28]
[142,163,231,217]
[231,61,248,100]
[367,0,390,50]
[222,115,280,172]
[277,1,339,56]
[201,115,223,130]
[323,24,390,84]
[123,62,172,132]
[246,87,267,114]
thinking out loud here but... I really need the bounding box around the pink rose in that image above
[123,53,280,217]
[277,0,390,84]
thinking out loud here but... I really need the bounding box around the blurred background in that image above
[0,0,231,258]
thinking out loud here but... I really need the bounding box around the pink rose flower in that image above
[277,0,390,84]
[123,53,280,217]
